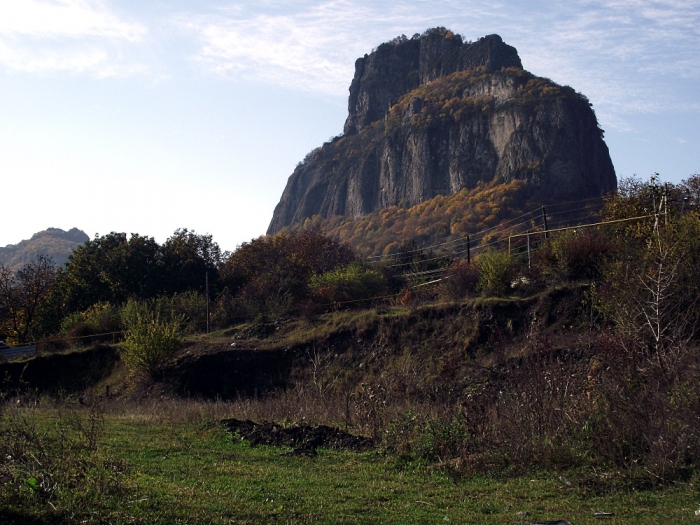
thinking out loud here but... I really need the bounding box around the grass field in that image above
[2,403,699,524]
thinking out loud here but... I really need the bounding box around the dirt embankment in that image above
[0,345,118,395]
[163,284,591,401]
[0,285,591,401]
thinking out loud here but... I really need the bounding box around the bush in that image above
[384,411,469,462]
[61,302,121,346]
[60,311,85,334]
[538,231,614,282]
[309,263,388,306]
[441,261,480,300]
[119,300,183,373]
[154,292,207,334]
[476,250,516,296]
[588,335,700,482]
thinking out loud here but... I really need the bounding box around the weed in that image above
[0,400,128,523]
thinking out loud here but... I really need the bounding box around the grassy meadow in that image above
[2,400,699,524]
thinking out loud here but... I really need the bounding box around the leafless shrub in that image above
[440,261,480,300]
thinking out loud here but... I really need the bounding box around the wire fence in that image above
[7,199,666,352]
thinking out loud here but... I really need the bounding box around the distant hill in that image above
[0,228,89,270]
[268,28,616,237]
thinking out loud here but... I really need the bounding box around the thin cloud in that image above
[177,0,699,128]
[176,0,464,95]
[484,0,700,130]
[0,0,147,76]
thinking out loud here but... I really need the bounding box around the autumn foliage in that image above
[281,179,543,257]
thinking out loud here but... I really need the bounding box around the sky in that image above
[1,0,698,252]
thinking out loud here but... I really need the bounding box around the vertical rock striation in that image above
[268,29,616,235]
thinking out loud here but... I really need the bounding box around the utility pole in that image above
[542,206,549,240]
[205,271,210,334]
[467,235,471,265]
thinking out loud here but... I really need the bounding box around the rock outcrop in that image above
[268,29,616,235]
[343,31,522,135]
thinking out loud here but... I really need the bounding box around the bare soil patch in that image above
[221,418,374,455]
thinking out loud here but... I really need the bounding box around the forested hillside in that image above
[0,227,88,270]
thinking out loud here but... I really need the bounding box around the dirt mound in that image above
[221,419,374,455]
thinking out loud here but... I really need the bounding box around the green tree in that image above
[57,232,164,313]
[162,229,224,296]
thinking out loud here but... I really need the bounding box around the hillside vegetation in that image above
[1,174,700,523]
[281,179,545,257]
[0,227,88,271]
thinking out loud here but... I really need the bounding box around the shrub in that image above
[588,335,700,482]
[441,261,480,300]
[60,311,85,334]
[119,300,183,373]
[384,411,469,462]
[538,231,614,282]
[61,302,121,346]
[153,291,207,334]
[309,263,388,306]
[476,250,516,296]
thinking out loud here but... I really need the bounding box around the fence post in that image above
[206,271,210,334]
[527,231,531,269]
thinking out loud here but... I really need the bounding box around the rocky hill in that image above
[0,227,89,270]
[268,28,616,235]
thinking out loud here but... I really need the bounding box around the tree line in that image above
[1,174,698,353]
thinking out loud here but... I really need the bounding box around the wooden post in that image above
[467,235,471,265]
[527,231,531,269]
[542,206,549,240]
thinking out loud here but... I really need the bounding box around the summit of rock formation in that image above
[268,28,616,235]
[343,30,522,135]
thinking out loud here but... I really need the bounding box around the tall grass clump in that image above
[0,400,128,523]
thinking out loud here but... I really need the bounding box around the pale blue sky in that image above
[1,0,698,252]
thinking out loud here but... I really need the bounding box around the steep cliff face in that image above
[344,31,522,135]
[268,30,616,235]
